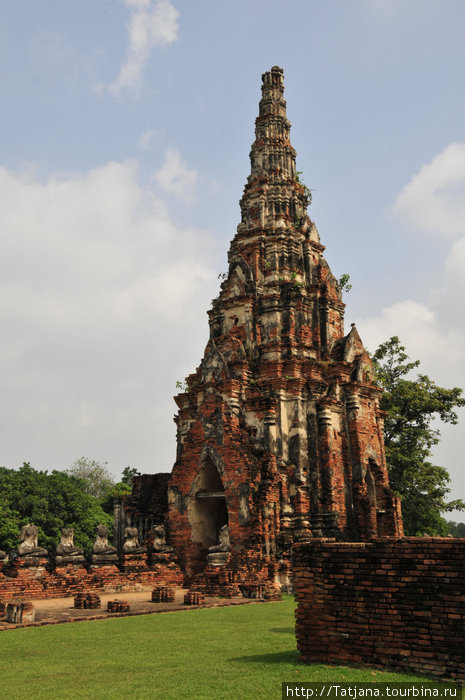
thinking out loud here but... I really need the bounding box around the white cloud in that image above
[0,160,219,475]
[355,143,465,516]
[356,299,464,371]
[356,296,465,516]
[109,0,179,96]
[380,142,465,373]
[445,235,465,283]
[153,149,198,202]
[138,127,158,151]
[392,142,465,239]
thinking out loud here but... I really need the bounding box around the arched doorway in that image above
[188,456,228,550]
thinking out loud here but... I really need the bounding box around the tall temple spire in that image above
[238,66,312,242]
[166,67,403,584]
[211,67,337,364]
[251,66,295,180]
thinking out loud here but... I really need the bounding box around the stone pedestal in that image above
[90,554,118,567]
[5,600,35,623]
[148,550,175,566]
[191,560,241,598]
[206,551,230,567]
[55,564,88,575]
[119,553,148,573]
[5,556,49,578]
[147,551,184,587]
[11,555,49,568]
[54,564,89,597]
[87,563,120,591]
[55,555,86,567]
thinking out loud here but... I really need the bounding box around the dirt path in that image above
[0,589,258,630]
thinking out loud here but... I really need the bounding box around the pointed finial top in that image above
[261,66,284,93]
[258,66,287,120]
[261,66,284,80]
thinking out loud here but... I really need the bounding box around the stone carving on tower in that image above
[163,67,403,582]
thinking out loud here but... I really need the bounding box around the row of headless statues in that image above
[0,523,232,565]
[0,523,174,565]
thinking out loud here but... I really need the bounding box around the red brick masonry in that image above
[293,538,465,682]
[0,558,183,602]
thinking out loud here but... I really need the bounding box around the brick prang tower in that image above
[167,67,403,584]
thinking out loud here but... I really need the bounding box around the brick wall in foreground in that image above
[293,538,465,682]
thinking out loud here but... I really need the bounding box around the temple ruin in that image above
[3,68,464,682]
[0,66,403,604]
[120,66,403,591]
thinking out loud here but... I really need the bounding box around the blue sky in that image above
[1,0,464,520]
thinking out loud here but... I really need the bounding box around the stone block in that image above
[183,590,205,605]
[74,592,101,609]
[107,599,130,613]
[5,599,35,624]
[151,586,176,603]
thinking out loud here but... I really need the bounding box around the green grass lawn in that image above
[0,597,430,699]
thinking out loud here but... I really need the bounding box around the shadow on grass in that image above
[231,650,299,665]
[269,627,295,634]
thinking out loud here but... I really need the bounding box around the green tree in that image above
[0,463,112,553]
[99,466,140,512]
[373,337,465,535]
[121,466,140,486]
[100,482,132,514]
[447,520,465,538]
[338,273,352,294]
[66,457,115,501]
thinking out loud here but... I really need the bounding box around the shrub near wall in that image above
[293,538,465,682]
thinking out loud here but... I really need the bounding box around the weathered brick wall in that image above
[0,559,183,602]
[294,538,465,682]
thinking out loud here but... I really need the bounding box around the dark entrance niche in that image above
[365,465,377,508]
[188,456,228,550]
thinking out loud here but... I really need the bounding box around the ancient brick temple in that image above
[163,66,402,583]
[117,67,402,589]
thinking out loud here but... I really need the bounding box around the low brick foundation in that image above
[0,558,184,602]
[190,555,279,598]
[293,538,465,681]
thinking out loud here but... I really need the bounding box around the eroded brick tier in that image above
[165,67,402,582]
[0,559,183,602]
